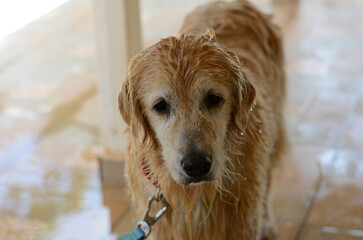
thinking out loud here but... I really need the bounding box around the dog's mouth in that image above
[180,175,215,185]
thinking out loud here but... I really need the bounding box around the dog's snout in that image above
[181,152,212,178]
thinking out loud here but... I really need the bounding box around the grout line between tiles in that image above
[293,82,363,240]
[294,88,315,125]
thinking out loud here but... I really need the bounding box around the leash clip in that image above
[144,190,169,225]
[118,191,169,240]
[140,190,169,237]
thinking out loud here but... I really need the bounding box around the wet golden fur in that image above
[119,1,287,239]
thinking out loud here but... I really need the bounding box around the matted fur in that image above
[119,1,287,239]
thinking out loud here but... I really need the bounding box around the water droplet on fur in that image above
[256,119,261,123]
[259,129,263,134]
[250,107,253,112]
[240,132,244,136]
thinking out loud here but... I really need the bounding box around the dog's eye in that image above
[153,99,169,114]
[206,93,223,108]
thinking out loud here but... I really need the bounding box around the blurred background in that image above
[0,0,362,239]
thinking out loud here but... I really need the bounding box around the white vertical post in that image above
[93,0,142,154]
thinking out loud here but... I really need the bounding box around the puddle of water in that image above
[322,226,363,237]
[0,133,38,172]
[0,163,113,239]
[47,207,114,240]
[41,86,96,137]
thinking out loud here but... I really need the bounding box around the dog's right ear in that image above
[118,73,148,142]
[118,77,132,126]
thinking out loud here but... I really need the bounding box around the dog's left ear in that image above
[235,71,256,131]
[226,51,256,131]
[203,29,256,118]
[240,72,256,112]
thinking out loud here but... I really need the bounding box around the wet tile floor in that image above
[0,0,362,239]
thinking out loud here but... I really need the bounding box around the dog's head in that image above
[119,30,255,186]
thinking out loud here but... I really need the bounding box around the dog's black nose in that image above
[181,152,212,178]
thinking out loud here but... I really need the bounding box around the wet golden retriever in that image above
[119,1,287,239]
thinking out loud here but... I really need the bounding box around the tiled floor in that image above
[0,0,362,239]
